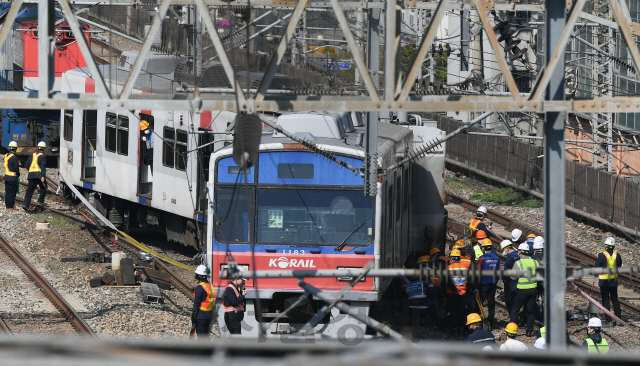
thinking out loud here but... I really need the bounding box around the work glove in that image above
[191,309,199,324]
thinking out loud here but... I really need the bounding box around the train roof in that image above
[65,63,178,95]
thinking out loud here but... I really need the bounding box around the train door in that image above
[196,130,214,214]
[81,110,97,182]
[394,173,402,267]
[137,113,154,197]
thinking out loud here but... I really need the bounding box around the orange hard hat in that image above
[505,322,519,334]
[429,248,441,256]
[466,313,482,325]
[450,249,461,257]
[527,233,536,239]
[140,120,150,131]
[476,230,487,239]
[481,238,493,247]
[453,240,465,250]
[416,255,430,265]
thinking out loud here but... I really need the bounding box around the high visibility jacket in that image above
[586,338,609,354]
[460,256,472,269]
[515,257,539,289]
[478,252,500,284]
[4,153,16,177]
[404,277,428,309]
[224,283,245,312]
[540,326,545,338]
[469,219,482,243]
[193,282,215,311]
[599,251,618,280]
[473,244,483,259]
[446,262,467,296]
[28,152,43,173]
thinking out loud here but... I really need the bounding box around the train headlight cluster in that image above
[337,267,366,282]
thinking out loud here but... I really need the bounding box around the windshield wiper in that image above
[335,215,371,252]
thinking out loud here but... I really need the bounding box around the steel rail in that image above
[0,317,12,335]
[0,232,95,336]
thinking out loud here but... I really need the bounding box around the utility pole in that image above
[365,6,380,197]
[592,0,613,172]
[355,9,366,85]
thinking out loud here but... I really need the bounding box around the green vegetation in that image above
[470,188,542,208]
[34,214,81,234]
[445,177,462,183]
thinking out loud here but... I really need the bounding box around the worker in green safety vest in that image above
[509,242,539,337]
[582,318,609,354]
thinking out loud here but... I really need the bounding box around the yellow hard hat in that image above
[429,248,441,256]
[476,230,487,239]
[453,240,465,250]
[416,255,430,264]
[450,249,461,257]
[481,238,493,247]
[527,233,536,239]
[466,313,482,325]
[505,322,519,334]
[140,120,149,130]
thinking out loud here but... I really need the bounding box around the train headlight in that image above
[337,267,365,282]
[55,36,62,43]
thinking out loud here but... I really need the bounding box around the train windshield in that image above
[215,188,373,246]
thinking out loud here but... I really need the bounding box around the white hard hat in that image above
[605,237,616,246]
[533,236,545,250]
[500,239,513,249]
[477,206,487,214]
[37,141,46,149]
[195,265,209,276]
[8,141,17,148]
[534,337,546,350]
[518,243,530,251]
[481,345,493,352]
[511,228,522,242]
[588,317,603,328]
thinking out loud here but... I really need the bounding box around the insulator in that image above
[233,113,262,169]
[510,48,528,61]
[505,39,521,52]
[498,31,515,42]
[493,20,509,32]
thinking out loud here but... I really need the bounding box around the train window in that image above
[117,116,129,155]
[64,110,73,142]
[163,127,175,168]
[175,130,188,171]
[277,163,314,179]
[105,113,117,152]
[215,187,254,243]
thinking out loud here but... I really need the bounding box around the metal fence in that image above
[427,113,640,236]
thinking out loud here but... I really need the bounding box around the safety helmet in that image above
[527,233,536,239]
[450,249,461,257]
[534,337,546,350]
[429,248,441,256]
[518,243,530,252]
[605,237,616,246]
[466,313,482,325]
[452,240,465,250]
[195,265,209,276]
[140,120,150,131]
[505,322,519,334]
[588,317,603,328]
[481,238,493,247]
[475,230,487,239]
[500,239,513,250]
[533,236,544,250]
[477,206,487,215]
[526,237,535,247]
[8,141,17,149]
[416,255,430,265]
[37,141,46,149]
[511,228,522,242]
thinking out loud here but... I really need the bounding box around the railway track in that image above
[0,232,95,336]
[447,192,640,318]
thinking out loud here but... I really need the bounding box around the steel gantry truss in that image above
[2,0,640,113]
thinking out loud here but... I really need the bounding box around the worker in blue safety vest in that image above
[3,141,20,210]
[477,238,500,329]
[582,318,609,354]
[501,240,519,315]
[402,255,437,327]
[223,277,247,334]
[595,237,623,326]
[509,242,539,337]
[22,141,47,211]
[191,265,215,339]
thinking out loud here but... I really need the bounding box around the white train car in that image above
[58,51,222,246]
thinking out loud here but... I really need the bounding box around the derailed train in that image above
[59,57,447,338]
